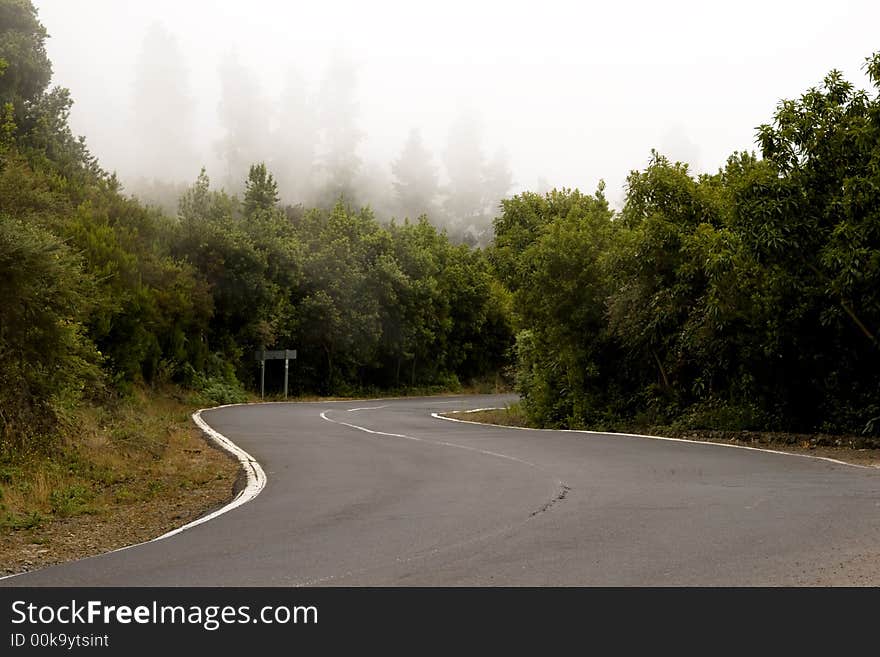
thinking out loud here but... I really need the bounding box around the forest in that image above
[494,58,880,435]
[1,0,879,468]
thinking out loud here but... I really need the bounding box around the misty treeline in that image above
[495,56,880,436]
[0,1,511,455]
[129,24,512,246]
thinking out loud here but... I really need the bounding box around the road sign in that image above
[254,349,297,399]
[255,349,297,361]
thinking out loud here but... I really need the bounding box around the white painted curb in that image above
[152,407,267,541]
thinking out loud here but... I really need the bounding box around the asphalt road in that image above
[4,394,880,586]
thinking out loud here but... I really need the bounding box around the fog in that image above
[33,0,880,236]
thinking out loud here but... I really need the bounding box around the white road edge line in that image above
[0,404,266,582]
[432,409,878,470]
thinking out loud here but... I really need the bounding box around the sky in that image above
[32,0,880,209]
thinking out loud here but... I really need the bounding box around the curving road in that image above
[3,394,880,586]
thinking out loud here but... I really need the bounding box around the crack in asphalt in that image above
[292,480,572,586]
[530,483,571,517]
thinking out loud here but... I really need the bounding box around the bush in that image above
[1,511,43,531]
[673,399,771,432]
[183,363,248,405]
[49,484,95,517]
[197,378,248,405]
[0,215,101,455]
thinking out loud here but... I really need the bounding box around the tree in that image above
[272,66,317,205]
[442,113,513,244]
[243,162,279,218]
[177,167,242,231]
[481,146,513,223]
[443,111,486,234]
[314,55,362,204]
[493,187,615,426]
[131,22,196,181]
[0,0,97,179]
[0,0,51,123]
[495,53,880,434]
[216,51,271,192]
[742,53,880,429]
[295,202,383,392]
[0,214,100,453]
[174,169,277,377]
[386,217,446,385]
[753,56,880,349]
[607,152,754,420]
[391,127,439,220]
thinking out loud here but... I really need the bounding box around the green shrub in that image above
[49,484,95,517]
[674,399,770,432]
[1,511,43,531]
[182,363,248,405]
[197,378,248,405]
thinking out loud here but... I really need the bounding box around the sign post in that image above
[254,349,297,399]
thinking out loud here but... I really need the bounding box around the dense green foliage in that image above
[2,0,878,461]
[495,55,880,434]
[0,2,511,455]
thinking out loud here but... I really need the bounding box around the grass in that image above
[0,385,235,533]
[446,402,534,427]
